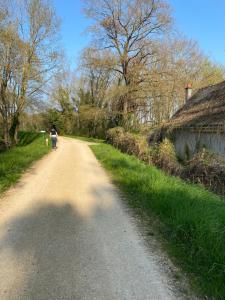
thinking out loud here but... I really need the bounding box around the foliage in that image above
[91,142,225,299]
[183,149,225,196]
[107,127,151,163]
[151,138,181,175]
[74,105,108,138]
[107,128,225,197]
[107,127,181,170]
[82,0,172,124]
[42,109,64,134]
[79,0,225,129]
[0,0,60,146]
[17,131,41,146]
[20,113,46,132]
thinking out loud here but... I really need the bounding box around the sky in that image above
[53,0,225,68]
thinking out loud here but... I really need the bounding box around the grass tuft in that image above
[91,143,225,299]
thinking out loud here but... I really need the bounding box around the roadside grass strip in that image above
[91,143,225,299]
[66,135,104,143]
[0,132,50,194]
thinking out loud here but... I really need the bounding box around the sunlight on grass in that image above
[91,143,225,299]
[0,132,50,194]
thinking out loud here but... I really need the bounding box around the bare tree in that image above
[12,0,60,142]
[139,37,225,125]
[79,48,113,107]
[82,0,171,122]
[0,10,25,146]
[0,0,61,146]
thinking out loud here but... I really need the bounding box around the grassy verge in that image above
[91,143,225,299]
[0,132,50,194]
[66,135,104,143]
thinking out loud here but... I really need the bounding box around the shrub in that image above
[107,128,225,196]
[150,138,181,176]
[107,128,182,171]
[74,105,108,138]
[106,127,151,163]
[106,127,125,146]
[158,138,181,173]
[183,149,225,196]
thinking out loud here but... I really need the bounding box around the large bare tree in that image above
[83,0,171,123]
[0,9,25,147]
[0,0,61,146]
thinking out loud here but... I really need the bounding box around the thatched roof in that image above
[167,80,225,131]
[148,81,225,144]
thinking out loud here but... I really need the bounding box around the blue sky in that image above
[53,0,225,68]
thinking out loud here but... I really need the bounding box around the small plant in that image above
[153,138,181,175]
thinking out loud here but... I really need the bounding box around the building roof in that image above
[167,80,225,131]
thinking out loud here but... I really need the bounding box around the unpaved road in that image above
[0,137,183,300]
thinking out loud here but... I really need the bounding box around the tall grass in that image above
[18,131,42,146]
[91,143,225,299]
[0,132,50,194]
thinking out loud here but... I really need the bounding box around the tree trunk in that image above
[122,96,129,128]
[3,117,11,148]
[9,113,20,145]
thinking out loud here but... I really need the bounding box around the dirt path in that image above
[0,137,185,299]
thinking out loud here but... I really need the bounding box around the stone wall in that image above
[173,130,225,160]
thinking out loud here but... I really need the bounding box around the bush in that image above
[151,138,182,176]
[106,127,125,146]
[183,149,225,196]
[108,128,181,174]
[106,127,151,163]
[107,128,225,197]
[74,105,108,139]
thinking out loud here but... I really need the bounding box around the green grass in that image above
[91,143,225,299]
[66,135,104,143]
[0,132,50,194]
[17,131,42,146]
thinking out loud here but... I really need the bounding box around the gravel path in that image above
[0,137,183,300]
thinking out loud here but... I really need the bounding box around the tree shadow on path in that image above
[0,202,114,300]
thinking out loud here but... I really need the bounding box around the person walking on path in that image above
[50,125,58,149]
